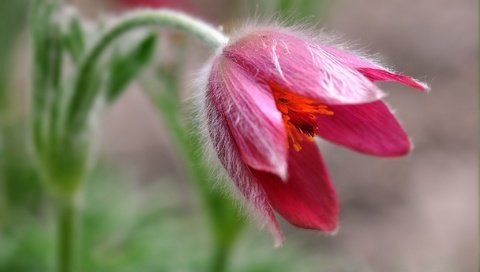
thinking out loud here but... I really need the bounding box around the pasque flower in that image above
[200,26,428,245]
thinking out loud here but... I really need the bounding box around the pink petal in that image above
[357,68,429,90]
[206,98,284,246]
[224,29,384,105]
[207,57,289,178]
[251,140,339,232]
[315,101,411,157]
[320,45,429,91]
[121,0,194,11]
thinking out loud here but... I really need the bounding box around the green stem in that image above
[144,69,243,272]
[56,196,78,272]
[67,9,228,129]
[163,106,238,272]
[211,242,230,272]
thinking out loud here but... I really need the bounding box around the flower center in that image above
[271,84,333,151]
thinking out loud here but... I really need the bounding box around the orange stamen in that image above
[271,84,333,151]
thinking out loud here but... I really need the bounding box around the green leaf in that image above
[30,0,67,153]
[61,64,103,135]
[106,33,157,103]
[31,0,55,116]
[63,15,86,65]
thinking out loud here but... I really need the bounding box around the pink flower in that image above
[201,27,428,245]
[119,0,194,11]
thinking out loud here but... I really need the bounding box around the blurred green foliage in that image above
[31,0,89,198]
[107,33,158,102]
[276,0,332,22]
[0,166,337,272]
[28,2,181,271]
[0,0,30,107]
[0,0,44,225]
[30,0,159,198]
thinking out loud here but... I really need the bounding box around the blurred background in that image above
[0,0,478,271]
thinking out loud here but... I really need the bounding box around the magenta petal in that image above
[224,29,384,104]
[207,58,289,178]
[357,68,429,91]
[320,45,429,91]
[316,101,411,157]
[206,100,284,245]
[251,140,339,232]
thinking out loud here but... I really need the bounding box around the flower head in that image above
[199,26,428,245]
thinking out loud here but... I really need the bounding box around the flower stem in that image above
[144,66,244,272]
[211,241,230,272]
[67,9,228,129]
[56,196,78,272]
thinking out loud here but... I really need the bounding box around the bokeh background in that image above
[0,0,478,271]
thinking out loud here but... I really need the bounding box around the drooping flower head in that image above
[199,25,428,245]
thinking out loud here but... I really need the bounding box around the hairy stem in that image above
[67,9,227,129]
[56,196,79,272]
[211,241,230,272]
[144,67,243,272]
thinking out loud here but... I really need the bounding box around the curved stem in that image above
[67,9,228,128]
